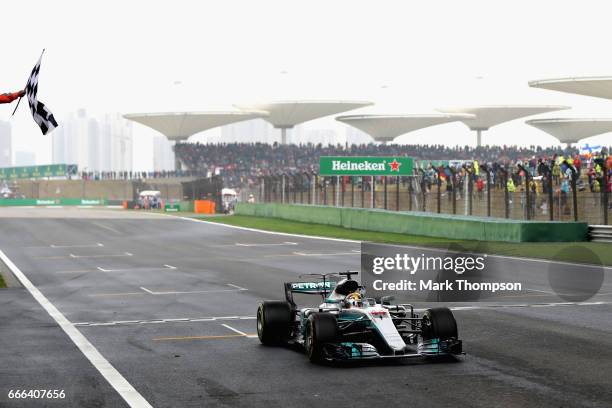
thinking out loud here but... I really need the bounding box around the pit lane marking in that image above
[92,221,122,234]
[292,250,360,257]
[222,323,258,338]
[26,242,105,249]
[70,252,133,259]
[153,334,253,341]
[74,301,612,328]
[137,284,248,295]
[235,241,298,247]
[56,264,176,274]
[89,284,247,297]
[74,315,257,327]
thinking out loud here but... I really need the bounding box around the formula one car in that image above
[257,271,463,363]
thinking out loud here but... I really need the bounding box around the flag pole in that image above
[12,49,45,117]
[11,96,23,116]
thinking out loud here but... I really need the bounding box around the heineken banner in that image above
[319,156,413,176]
[0,164,78,180]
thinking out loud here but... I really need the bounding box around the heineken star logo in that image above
[389,159,401,172]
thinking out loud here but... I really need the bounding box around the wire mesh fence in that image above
[254,164,611,225]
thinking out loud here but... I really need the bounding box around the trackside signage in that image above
[319,156,413,176]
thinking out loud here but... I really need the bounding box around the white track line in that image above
[292,251,360,257]
[69,252,132,259]
[166,215,612,271]
[0,249,152,408]
[226,283,248,291]
[235,241,298,247]
[50,243,104,249]
[222,323,258,338]
[92,221,121,234]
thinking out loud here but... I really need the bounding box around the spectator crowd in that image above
[173,142,611,189]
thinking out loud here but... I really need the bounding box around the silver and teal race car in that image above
[256,271,463,363]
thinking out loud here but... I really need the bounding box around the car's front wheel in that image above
[305,313,338,363]
[257,300,293,345]
[421,307,458,340]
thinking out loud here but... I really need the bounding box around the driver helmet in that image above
[345,291,364,308]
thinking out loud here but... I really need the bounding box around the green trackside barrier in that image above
[235,203,588,243]
[60,198,107,206]
[165,202,181,212]
[0,198,107,206]
[179,201,194,212]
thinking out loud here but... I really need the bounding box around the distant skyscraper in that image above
[153,135,174,171]
[52,110,133,172]
[219,119,275,143]
[15,151,36,166]
[0,121,12,168]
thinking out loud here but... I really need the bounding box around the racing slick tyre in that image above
[257,301,293,345]
[305,313,338,363]
[421,307,458,340]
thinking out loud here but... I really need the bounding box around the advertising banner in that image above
[319,156,413,176]
[0,164,78,180]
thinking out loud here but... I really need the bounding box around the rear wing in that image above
[284,280,336,307]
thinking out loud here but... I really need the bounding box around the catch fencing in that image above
[252,166,611,225]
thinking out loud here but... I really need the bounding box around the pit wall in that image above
[235,203,588,243]
[0,198,108,206]
[14,179,183,201]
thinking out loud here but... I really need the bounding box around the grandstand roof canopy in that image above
[123,111,268,141]
[335,113,474,142]
[436,105,570,130]
[235,100,373,128]
[529,77,612,100]
[526,118,612,144]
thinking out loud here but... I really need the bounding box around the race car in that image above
[256,271,463,363]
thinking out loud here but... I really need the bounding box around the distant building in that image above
[0,121,11,168]
[14,151,36,166]
[219,119,275,144]
[153,135,174,171]
[52,109,133,172]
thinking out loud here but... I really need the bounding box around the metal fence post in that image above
[371,176,376,209]
[451,168,457,215]
[562,160,579,222]
[299,174,304,204]
[437,172,441,214]
[341,176,345,207]
[421,175,427,212]
[323,176,327,205]
[361,176,365,208]
[332,177,336,207]
[408,175,414,211]
[604,159,609,225]
[351,176,355,207]
[547,168,554,221]
[396,176,400,211]
[485,167,491,217]
[519,166,530,220]
[383,176,388,210]
[503,170,509,219]
[467,169,473,216]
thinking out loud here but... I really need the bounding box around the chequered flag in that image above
[25,51,58,135]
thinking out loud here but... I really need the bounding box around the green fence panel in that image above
[235,203,588,243]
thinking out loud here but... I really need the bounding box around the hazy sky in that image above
[3,0,612,169]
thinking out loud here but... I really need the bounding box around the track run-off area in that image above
[0,207,611,408]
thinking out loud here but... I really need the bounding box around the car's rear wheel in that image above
[305,313,338,363]
[421,307,457,340]
[257,301,293,345]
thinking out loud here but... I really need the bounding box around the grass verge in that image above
[0,273,6,288]
[199,215,612,267]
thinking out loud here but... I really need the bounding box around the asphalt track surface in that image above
[0,207,611,408]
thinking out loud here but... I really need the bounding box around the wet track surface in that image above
[0,208,611,407]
